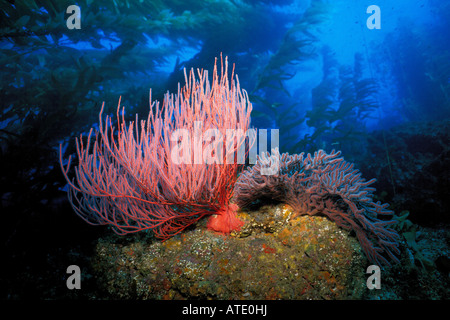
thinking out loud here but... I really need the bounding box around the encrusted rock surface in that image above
[92,203,367,299]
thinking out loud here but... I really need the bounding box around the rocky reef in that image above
[92,203,367,300]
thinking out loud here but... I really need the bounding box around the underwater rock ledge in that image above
[92,203,367,300]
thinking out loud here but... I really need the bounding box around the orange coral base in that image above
[206,203,243,234]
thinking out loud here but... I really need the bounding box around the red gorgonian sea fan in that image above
[59,56,251,240]
[233,148,401,266]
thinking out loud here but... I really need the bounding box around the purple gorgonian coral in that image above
[233,148,400,266]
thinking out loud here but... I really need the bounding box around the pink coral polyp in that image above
[206,203,244,234]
